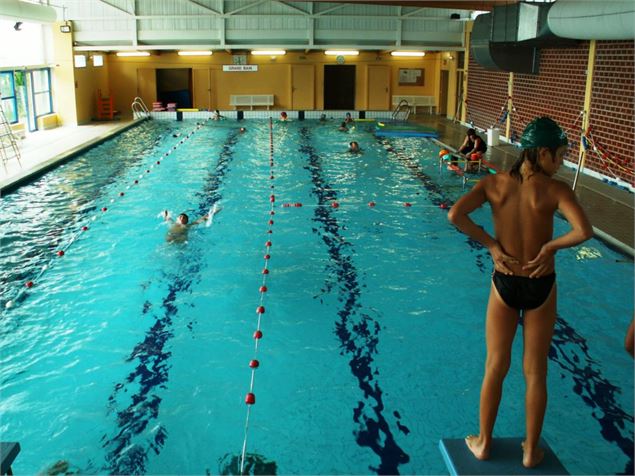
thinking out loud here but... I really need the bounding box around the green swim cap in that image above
[520,117,568,149]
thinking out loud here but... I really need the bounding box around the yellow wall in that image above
[74,54,109,124]
[105,51,443,115]
[51,22,77,126]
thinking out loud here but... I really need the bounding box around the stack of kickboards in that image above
[152,102,165,111]
[166,103,177,112]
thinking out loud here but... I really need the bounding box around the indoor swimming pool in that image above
[0,118,632,475]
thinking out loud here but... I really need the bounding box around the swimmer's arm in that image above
[448,177,518,273]
[523,184,593,276]
[163,210,174,223]
[191,207,222,226]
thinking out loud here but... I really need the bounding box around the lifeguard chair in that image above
[96,89,115,120]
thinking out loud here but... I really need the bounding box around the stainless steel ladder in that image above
[131,96,151,119]
[392,99,411,121]
[0,101,22,173]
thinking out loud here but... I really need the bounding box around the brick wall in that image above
[465,38,635,186]
[511,44,589,165]
[466,56,508,130]
[589,41,635,185]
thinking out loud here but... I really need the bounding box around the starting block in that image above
[439,437,569,475]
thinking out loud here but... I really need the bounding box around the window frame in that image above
[0,71,19,124]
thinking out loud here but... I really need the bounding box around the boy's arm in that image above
[163,210,174,223]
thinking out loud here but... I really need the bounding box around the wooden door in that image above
[367,65,390,110]
[291,65,315,110]
[439,70,449,116]
[136,68,156,108]
[192,68,211,111]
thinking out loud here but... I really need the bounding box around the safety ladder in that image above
[0,101,22,173]
[131,96,151,119]
[392,99,411,121]
[96,89,116,120]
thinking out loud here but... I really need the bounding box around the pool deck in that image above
[1,114,633,256]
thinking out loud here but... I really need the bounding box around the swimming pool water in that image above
[0,119,632,475]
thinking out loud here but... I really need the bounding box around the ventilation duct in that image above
[471,12,539,74]
[548,0,635,40]
[0,0,57,23]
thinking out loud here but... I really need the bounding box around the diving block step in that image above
[1,442,21,475]
[439,438,569,475]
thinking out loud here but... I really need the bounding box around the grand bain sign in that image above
[223,65,258,72]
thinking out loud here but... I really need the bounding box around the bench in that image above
[229,95,274,110]
[392,95,436,114]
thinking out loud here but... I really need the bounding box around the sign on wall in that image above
[398,68,424,86]
[223,65,258,72]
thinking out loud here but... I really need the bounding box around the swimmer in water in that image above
[163,208,221,243]
[348,141,361,153]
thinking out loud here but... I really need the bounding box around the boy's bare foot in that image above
[522,441,544,468]
[465,434,490,460]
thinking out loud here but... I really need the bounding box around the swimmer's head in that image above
[521,116,568,149]
[177,213,189,224]
[346,112,351,118]
[512,117,568,181]
[466,128,476,138]
[239,127,246,133]
[280,112,288,119]
[349,141,360,151]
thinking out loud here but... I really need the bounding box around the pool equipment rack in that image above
[0,102,22,173]
[0,442,21,475]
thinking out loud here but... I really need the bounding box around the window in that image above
[74,54,86,68]
[0,71,18,123]
[31,69,52,117]
[92,55,103,67]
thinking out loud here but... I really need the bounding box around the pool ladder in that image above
[392,99,411,122]
[0,102,22,174]
[131,97,151,119]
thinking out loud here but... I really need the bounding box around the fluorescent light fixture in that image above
[324,50,359,56]
[178,50,213,56]
[391,51,426,57]
[251,50,286,56]
[116,51,151,57]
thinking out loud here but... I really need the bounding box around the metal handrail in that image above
[131,97,150,118]
[392,99,411,121]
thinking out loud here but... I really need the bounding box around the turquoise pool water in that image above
[0,119,632,475]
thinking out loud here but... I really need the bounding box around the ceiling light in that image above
[324,50,359,56]
[251,50,286,56]
[391,51,426,57]
[116,52,151,57]
[178,50,213,56]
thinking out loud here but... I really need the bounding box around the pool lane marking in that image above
[240,117,275,475]
[101,126,242,474]
[3,118,215,311]
[298,126,411,474]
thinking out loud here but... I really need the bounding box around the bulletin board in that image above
[398,68,424,86]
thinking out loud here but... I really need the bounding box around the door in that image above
[192,69,211,111]
[137,68,156,109]
[324,65,355,110]
[367,65,390,110]
[291,65,315,110]
[439,70,449,116]
[157,69,192,108]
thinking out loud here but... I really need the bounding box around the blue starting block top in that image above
[439,437,569,476]
[1,442,21,475]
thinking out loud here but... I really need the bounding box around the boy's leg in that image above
[521,284,557,468]
[466,282,519,459]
